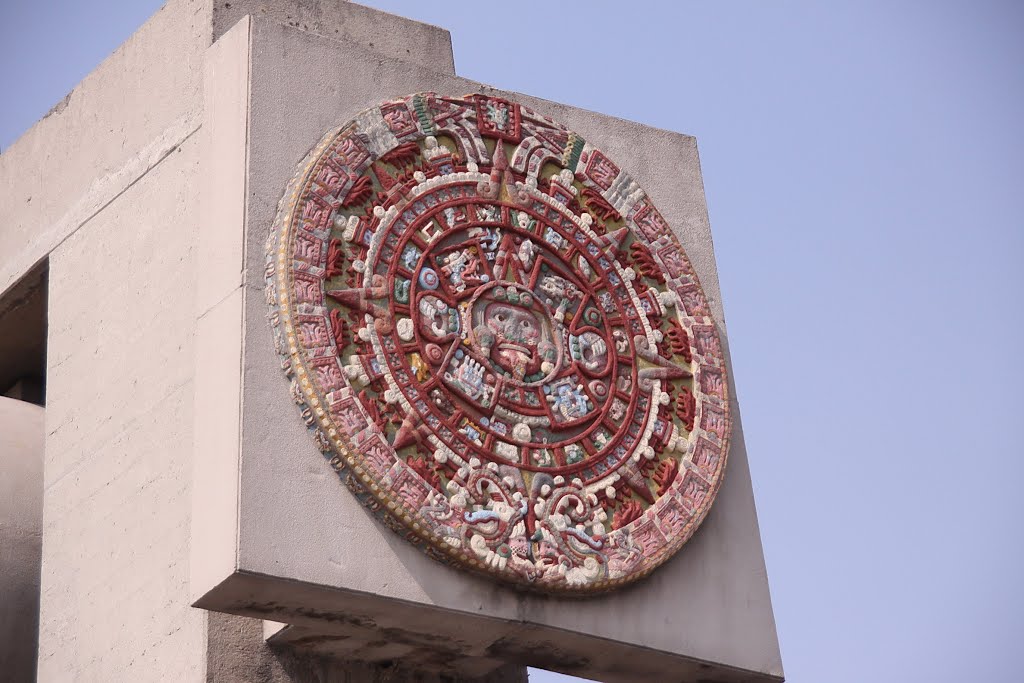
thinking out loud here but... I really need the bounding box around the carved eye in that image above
[496,314,506,322]
[522,320,532,329]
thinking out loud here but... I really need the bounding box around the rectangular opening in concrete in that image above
[0,261,48,406]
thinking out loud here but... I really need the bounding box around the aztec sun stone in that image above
[265,93,731,594]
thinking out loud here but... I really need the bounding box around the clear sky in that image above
[2,2,1022,682]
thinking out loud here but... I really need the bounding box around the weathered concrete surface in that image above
[190,15,782,683]
[0,397,44,682]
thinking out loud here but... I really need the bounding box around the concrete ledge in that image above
[197,571,780,683]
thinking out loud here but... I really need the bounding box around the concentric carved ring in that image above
[266,93,730,594]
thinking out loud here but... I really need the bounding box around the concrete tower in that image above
[0,2,782,681]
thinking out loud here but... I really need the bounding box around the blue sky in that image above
[2,2,1022,682]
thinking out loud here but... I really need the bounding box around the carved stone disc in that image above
[266,93,730,594]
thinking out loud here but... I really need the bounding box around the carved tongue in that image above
[511,354,527,381]
[497,347,528,381]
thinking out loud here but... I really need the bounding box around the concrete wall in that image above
[0,397,45,682]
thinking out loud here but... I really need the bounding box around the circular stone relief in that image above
[265,93,730,594]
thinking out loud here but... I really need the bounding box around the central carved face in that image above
[485,301,542,375]
[471,284,558,382]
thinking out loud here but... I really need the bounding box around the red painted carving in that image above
[407,455,441,489]
[692,437,722,480]
[294,232,322,265]
[701,403,728,441]
[329,308,349,350]
[631,200,669,242]
[302,195,332,230]
[580,186,621,222]
[613,500,644,530]
[473,95,522,141]
[657,244,693,279]
[340,175,374,208]
[698,365,725,399]
[380,101,417,137]
[679,471,709,513]
[629,242,666,283]
[675,387,696,432]
[325,239,345,279]
[691,324,721,357]
[584,150,619,190]
[653,459,679,497]
[381,141,421,167]
[665,320,694,364]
